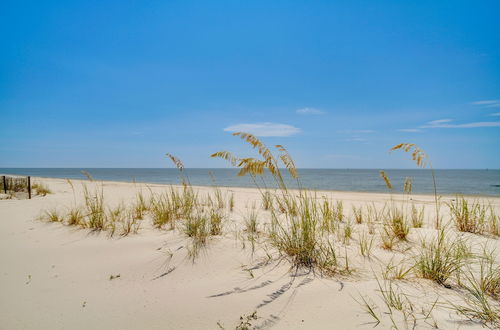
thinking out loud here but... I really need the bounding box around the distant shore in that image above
[2,167,500,196]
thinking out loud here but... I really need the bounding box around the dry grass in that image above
[358,231,374,258]
[261,191,273,210]
[42,208,63,222]
[352,205,363,224]
[212,132,351,275]
[66,207,85,226]
[33,181,52,196]
[448,197,487,234]
[385,206,410,241]
[410,204,424,228]
[414,230,468,286]
[449,271,500,328]
[83,185,106,231]
[390,143,441,229]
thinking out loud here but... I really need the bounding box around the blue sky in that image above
[1,0,499,168]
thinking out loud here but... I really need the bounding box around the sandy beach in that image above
[0,177,498,329]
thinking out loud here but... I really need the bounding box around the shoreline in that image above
[4,174,500,199]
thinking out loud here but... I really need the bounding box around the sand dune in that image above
[0,177,498,329]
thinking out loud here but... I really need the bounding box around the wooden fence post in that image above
[28,176,31,199]
[2,176,6,194]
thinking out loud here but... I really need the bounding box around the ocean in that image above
[1,168,499,196]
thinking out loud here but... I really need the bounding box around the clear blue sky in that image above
[1,0,499,168]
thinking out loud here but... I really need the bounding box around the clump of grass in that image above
[212,188,225,210]
[414,230,467,286]
[107,204,126,236]
[320,198,335,232]
[108,204,139,236]
[183,211,211,258]
[341,221,353,245]
[449,270,500,327]
[244,209,259,235]
[333,200,344,222]
[486,206,499,237]
[357,276,440,328]
[380,227,396,250]
[66,206,85,226]
[352,205,363,224]
[448,196,487,234]
[212,133,348,275]
[269,195,322,268]
[261,191,273,210]
[275,194,298,216]
[410,204,424,228]
[83,185,107,231]
[385,207,410,241]
[209,209,224,235]
[33,182,52,196]
[149,193,175,229]
[131,191,148,220]
[120,211,141,236]
[244,209,259,252]
[42,208,63,222]
[358,231,374,258]
[476,247,500,299]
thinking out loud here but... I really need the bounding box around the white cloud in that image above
[490,112,500,116]
[296,107,325,115]
[398,128,422,133]
[471,100,500,108]
[223,122,301,137]
[421,119,500,128]
[427,119,453,126]
[471,100,500,105]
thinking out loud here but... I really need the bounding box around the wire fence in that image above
[1,175,32,199]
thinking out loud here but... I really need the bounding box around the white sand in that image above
[0,177,498,329]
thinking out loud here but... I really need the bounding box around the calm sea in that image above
[1,168,499,196]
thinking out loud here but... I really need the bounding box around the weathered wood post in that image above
[28,176,31,199]
[2,176,6,194]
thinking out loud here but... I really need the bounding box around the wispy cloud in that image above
[471,100,500,108]
[490,112,500,116]
[426,119,453,126]
[223,122,301,137]
[397,128,422,133]
[296,107,325,115]
[421,119,500,128]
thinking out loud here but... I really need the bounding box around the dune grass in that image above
[32,181,52,196]
[414,230,468,286]
[448,196,499,237]
[212,132,353,275]
[410,204,424,228]
[449,270,500,328]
